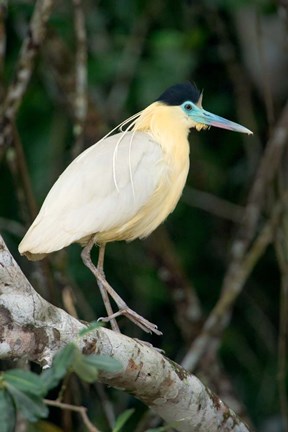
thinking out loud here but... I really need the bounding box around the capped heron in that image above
[19,82,252,335]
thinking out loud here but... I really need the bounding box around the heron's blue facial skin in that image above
[181,100,253,135]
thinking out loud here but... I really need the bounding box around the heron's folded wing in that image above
[19,131,164,255]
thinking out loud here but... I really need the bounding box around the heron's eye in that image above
[184,102,193,111]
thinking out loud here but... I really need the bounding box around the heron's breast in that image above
[95,134,190,243]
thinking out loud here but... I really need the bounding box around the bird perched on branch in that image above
[19,82,252,335]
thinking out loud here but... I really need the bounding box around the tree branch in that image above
[44,399,100,432]
[182,98,288,371]
[0,235,251,432]
[72,0,88,157]
[182,191,287,371]
[0,0,55,149]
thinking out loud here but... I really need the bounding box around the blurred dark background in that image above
[1,0,288,431]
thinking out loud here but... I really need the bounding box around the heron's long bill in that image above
[191,107,253,135]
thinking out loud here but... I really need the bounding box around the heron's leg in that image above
[97,244,120,333]
[81,240,120,332]
[81,239,162,336]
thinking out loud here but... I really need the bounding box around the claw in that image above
[81,241,162,336]
[99,308,162,336]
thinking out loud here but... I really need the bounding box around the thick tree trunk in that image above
[0,235,251,432]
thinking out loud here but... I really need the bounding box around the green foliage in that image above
[1,0,286,430]
[41,342,122,387]
[40,343,79,391]
[112,408,135,432]
[78,320,103,337]
[0,388,16,432]
[72,350,122,383]
[4,369,46,397]
[0,341,122,428]
[1,370,48,423]
[5,384,48,422]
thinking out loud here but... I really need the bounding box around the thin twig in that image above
[95,383,116,429]
[43,32,105,143]
[201,100,288,349]
[105,11,150,122]
[183,186,245,223]
[44,399,101,432]
[0,235,253,432]
[147,227,251,422]
[181,98,288,371]
[0,0,55,148]
[233,99,288,260]
[256,13,275,132]
[72,0,88,157]
[0,0,7,82]
[274,174,288,432]
[62,285,79,318]
[5,145,30,224]
[206,7,261,175]
[0,217,25,237]
[203,4,281,259]
[52,255,96,321]
[182,192,288,370]
[5,123,56,303]
[11,126,38,221]
[275,237,288,432]
[56,372,71,404]
[146,226,202,341]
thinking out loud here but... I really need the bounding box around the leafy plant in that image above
[0,340,122,428]
[0,384,16,432]
[112,409,135,432]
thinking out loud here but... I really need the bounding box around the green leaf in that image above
[6,383,48,422]
[41,344,122,389]
[4,369,46,397]
[112,409,134,432]
[52,343,78,379]
[40,344,78,392]
[146,422,181,431]
[0,389,16,432]
[40,368,61,393]
[78,321,102,337]
[72,352,99,383]
[72,353,122,383]
[83,355,123,373]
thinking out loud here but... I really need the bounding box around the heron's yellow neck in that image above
[133,102,190,166]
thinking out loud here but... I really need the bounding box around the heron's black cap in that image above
[156,82,201,106]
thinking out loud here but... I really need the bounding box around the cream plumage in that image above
[19,83,252,334]
[19,131,165,256]
[19,103,191,258]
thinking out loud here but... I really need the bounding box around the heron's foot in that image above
[81,244,161,335]
[98,307,162,336]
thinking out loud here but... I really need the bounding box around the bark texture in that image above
[0,235,251,432]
